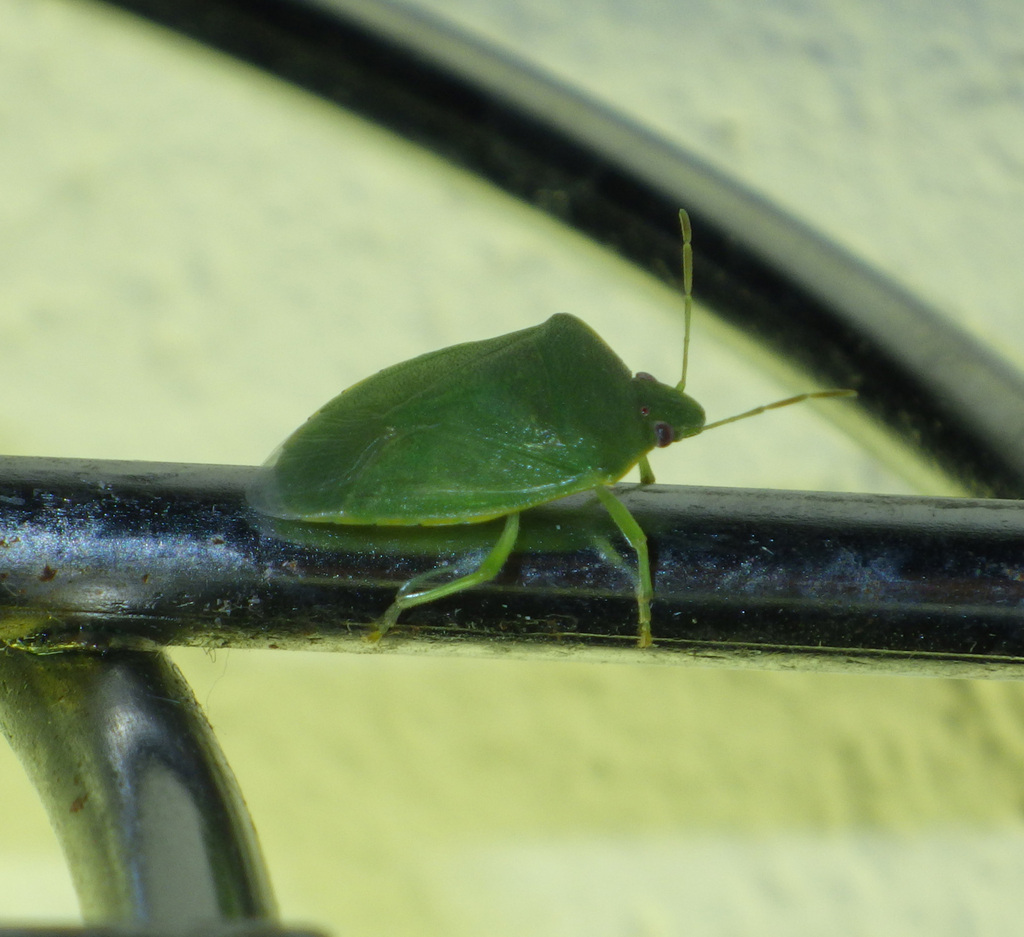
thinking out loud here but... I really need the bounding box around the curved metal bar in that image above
[92,0,1024,497]
[0,645,276,927]
[3,455,1024,678]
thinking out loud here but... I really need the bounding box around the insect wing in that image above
[256,315,646,524]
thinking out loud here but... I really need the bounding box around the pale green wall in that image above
[3,0,1024,934]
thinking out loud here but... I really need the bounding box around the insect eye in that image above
[635,371,657,382]
[653,421,675,447]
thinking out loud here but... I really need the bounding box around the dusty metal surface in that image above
[2,456,1023,677]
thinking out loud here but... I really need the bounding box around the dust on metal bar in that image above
[2,455,1024,678]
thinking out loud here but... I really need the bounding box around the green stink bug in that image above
[253,212,853,647]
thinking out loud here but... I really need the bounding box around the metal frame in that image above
[0,649,275,926]
[95,0,1024,498]
[4,456,1024,677]
[4,0,1024,930]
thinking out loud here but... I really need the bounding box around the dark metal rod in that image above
[95,0,1024,497]
[3,456,1024,678]
[0,645,276,927]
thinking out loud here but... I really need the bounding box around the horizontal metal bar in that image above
[2,455,1024,678]
[0,646,276,927]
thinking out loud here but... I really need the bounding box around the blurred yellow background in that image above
[3,0,1024,934]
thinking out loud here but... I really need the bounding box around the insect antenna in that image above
[673,208,855,431]
[677,208,693,393]
[701,388,857,433]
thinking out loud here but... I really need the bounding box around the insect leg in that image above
[368,512,521,641]
[593,486,653,648]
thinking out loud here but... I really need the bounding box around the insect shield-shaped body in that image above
[252,312,706,648]
[252,211,853,647]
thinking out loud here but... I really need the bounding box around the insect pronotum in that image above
[252,211,854,647]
